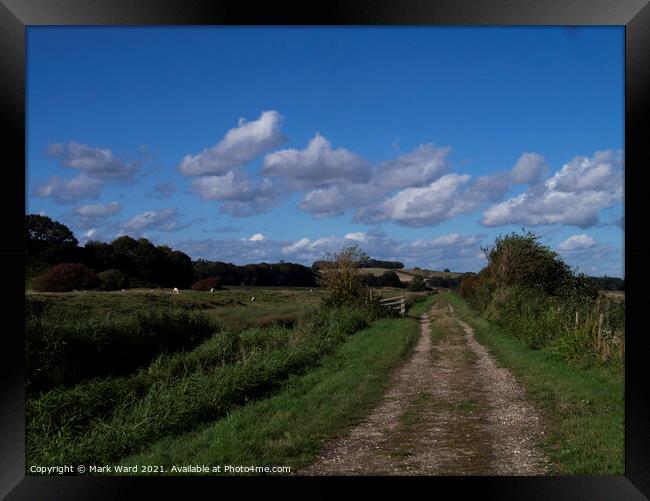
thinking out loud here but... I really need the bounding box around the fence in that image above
[379,294,406,315]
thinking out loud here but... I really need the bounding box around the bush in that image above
[33,263,99,292]
[191,277,223,291]
[317,245,370,307]
[408,275,426,291]
[97,269,130,291]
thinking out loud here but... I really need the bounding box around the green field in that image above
[25,286,433,472]
[27,286,325,333]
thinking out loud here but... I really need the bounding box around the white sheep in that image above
[251,296,256,302]
[210,288,214,294]
[173,287,180,295]
[120,289,126,293]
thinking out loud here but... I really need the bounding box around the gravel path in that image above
[299,301,548,475]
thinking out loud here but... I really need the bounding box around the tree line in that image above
[26,214,316,291]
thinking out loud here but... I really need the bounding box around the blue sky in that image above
[26,27,624,276]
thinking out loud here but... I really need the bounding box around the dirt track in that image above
[299,301,548,475]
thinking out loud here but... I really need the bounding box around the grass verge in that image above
[442,291,623,474]
[118,316,421,474]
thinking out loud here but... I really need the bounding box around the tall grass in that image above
[471,286,624,368]
[26,305,375,467]
[26,309,218,394]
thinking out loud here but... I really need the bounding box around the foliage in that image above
[317,245,371,307]
[190,277,223,291]
[97,269,130,291]
[26,310,217,394]
[193,260,316,287]
[32,263,99,292]
[313,258,404,270]
[362,270,405,288]
[407,275,426,291]
[26,305,375,466]
[460,231,622,367]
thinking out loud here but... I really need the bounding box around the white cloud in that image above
[177,230,486,272]
[47,141,140,179]
[557,234,597,252]
[191,171,282,217]
[344,232,368,242]
[263,133,371,188]
[32,175,103,204]
[120,208,187,233]
[481,150,623,228]
[179,110,285,176]
[248,233,266,241]
[354,174,472,227]
[74,202,121,218]
[372,143,450,190]
[510,153,548,185]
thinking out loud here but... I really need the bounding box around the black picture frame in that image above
[2,1,648,499]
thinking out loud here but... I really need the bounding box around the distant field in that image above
[26,287,325,333]
[600,290,625,302]
[361,268,464,282]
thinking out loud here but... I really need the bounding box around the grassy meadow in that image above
[25,285,434,472]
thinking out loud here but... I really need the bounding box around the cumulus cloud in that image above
[557,234,597,252]
[119,208,187,233]
[32,175,103,204]
[554,235,622,277]
[179,111,285,176]
[248,233,266,241]
[175,230,486,271]
[354,174,472,227]
[47,141,141,179]
[74,202,121,218]
[372,143,450,190]
[71,201,122,229]
[263,134,372,188]
[510,153,548,185]
[190,170,282,217]
[481,150,623,228]
[295,146,547,226]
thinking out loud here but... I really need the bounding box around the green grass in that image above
[442,291,623,475]
[118,316,421,474]
[26,287,324,333]
[26,305,375,468]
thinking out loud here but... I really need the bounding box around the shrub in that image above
[97,269,130,291]
[408,275,426,291]
[191,277,223,291]
[33,263,99,292]
[317,245,370,307]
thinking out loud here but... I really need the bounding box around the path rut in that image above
[299,301,548,475]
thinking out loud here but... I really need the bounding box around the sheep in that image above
[309,289,313,293]
[120,289,126,293]
[173,287,180,295]
[210,288,214,294]
[250,296,256,302]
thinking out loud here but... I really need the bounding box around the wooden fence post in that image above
[575,311,579,327]
[598,313,604,358]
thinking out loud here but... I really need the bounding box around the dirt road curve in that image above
[299,302,549,475]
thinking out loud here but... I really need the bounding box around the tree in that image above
[26,214,80,276]
[33,263,99,292]
[26,214,78,249]
[97,269,130,291]
[317,245,370,306]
